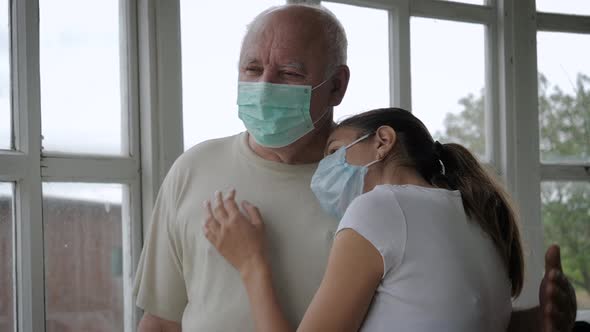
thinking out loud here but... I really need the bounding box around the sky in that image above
[0,0,589,203]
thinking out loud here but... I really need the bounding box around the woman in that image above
[203,108,524,332]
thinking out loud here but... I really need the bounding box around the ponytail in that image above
[431,143,524,297]
[339,108,524,297]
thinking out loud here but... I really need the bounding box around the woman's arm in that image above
[203,190,384,332]
[240,259,293,332]
[203,190,292,332]
[298,229,383,331]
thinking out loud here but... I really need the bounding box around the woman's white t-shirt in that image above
[337,184,512,332]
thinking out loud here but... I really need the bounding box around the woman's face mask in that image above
[310,131,381,220]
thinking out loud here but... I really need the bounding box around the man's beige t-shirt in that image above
[133,132,337,331]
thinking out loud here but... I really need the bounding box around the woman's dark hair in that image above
[338,107,524,297]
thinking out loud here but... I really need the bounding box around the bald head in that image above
[241,4,347,76]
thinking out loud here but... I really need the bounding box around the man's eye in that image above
[245,67,262,74]
[282,71,302,78]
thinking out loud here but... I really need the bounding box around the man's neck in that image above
[247,124,333,165]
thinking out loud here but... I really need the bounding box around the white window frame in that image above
[0,0,179,331]
[535,3,590,321]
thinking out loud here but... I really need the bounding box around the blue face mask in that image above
[310,133,381,219]
[237,80,329,148]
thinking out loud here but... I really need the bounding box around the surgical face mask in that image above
[310,133,380,220]
[237,80,329,148]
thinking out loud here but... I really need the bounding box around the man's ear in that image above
[328,65,350,107]
[374,126,396,159]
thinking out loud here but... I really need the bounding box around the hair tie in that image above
[438,159,446,175]
[434,141,446,175]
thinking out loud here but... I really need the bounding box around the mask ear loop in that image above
[344,133,383,167]
[345,133,372,149]
[309,79,334,127]
[365,158,381,167]
[311,78,330,91]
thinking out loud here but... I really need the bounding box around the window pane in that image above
[537,32,590,163]
[536,0,590,16]
[0,1,11,150]
[541,181,590,310]
[322,2,390,122]
[0,183,14,332]
[181,0,283,149]
[43,183,124,332]
[40,1,123,155]
[411,18,486,159]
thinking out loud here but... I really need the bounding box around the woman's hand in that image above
[203,189,268,280]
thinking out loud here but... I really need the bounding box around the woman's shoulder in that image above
[378,184,461,206]
[347,185,400,214]
[341,185,406,229]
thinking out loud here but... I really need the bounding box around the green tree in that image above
[434,89,485,157]
[436,73,590,300]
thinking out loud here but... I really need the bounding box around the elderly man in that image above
[134,4,576,332]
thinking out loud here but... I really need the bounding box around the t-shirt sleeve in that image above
[336,188,407,278]
[133,165,187,322]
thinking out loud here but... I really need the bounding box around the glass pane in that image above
[0,1,11,150]
[0,183,14,332]
[537,32,590,163]
[181,0,283,150]
[411,18,486,159]
[322,2,390,122]
[40,1,123,155]
[541,181,590,310]
[43,183,124,332]
[536,0,590,16]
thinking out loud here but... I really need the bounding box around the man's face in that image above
[238,11,334,123]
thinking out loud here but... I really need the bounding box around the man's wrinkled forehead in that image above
[240,9,326,63]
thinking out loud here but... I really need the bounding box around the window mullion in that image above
[537,12,590,34]
[121,0,143,330]
[541,164,590,182]
[40,156,138,182]
[497,0,544,308]
[137,0,184,236]
[485,6,500,166]
[0,153,27,180]
[410,0,494,24]
[12,0,46,330]
[389,0,411,109]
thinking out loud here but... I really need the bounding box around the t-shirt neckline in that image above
[236,132,319,175]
